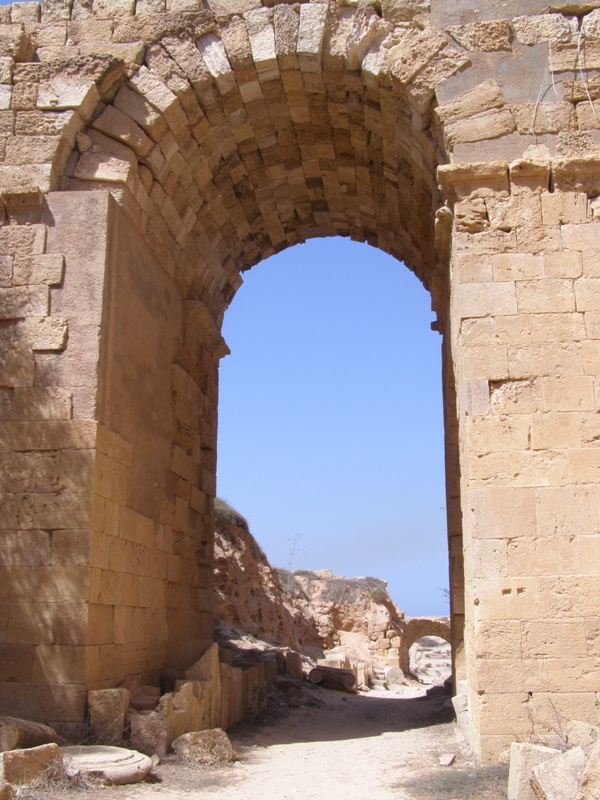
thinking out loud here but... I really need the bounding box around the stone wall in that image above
[0,0,599,762]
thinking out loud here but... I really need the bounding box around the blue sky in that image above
[216,237,449,617]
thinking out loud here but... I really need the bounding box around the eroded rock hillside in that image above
[213,500,408,670]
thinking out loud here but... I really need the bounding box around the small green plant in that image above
[369,587,387,604]
[214,497,249,531]
[245,684,268,724]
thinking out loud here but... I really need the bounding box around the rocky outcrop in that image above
[213,501,319,650]
[214,502,412,670]
[277,569,406,668]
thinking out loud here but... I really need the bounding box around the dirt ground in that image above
[18,680,508,800]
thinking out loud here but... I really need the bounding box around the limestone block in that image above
[37,79,100,117]
[285,651,303,680]
[0,286,49,320]
[128,710,168,758]
[462,344,509,381]
[22,316,68,351]
[516,280,576,314]
[436,80,506,126]
[492,253,543,281]
[207,0,260,14]
[0,784,14,800]
[551,40,600,72]
[448,20,511,51]
[1,742,63,785]
[74,153,134,187]
[531,412,579,450]
[13,255,64,287]
[452,693,470,743]
[88,688,130,746]
[273,4,299,69]
[227,667,243,728]
[446,108,516,146]
[172,729,235,765]
[86,129,137,168]
[512,14,573,45]
[0,164,53,203]
[513,103,575,136]
[468,486,535,538]
[344,7,391,72]
[11,2,40,23]
[576,278,600,311]
[4,134,58,171]
[457,281,517,318]
[297,3,328,73]
[381,0,428,23]
[544,251,583,278]
[582,8,600,40]
[541,376,595,411]
[114,86,167,142]
[530,746,586,800]
[93,106,153,158]
[219,664,230,730]
[185,643,221,729]
[245,9,278,82]
[507,742,560,800]
[387,26,447,85]
[579,738,600,799]
[196,33,235,96]
[92,0,135,18]
[128,67,187,134]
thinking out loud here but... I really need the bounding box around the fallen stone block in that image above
[507,742,560,800]
[307,666,357,692]
[565,720,600,754]
[172,729,236,766]
[128,710,169,759]
[88,688,130,746]
[578,738,600,800]
[530,746,587,800]
[452,693,470,744]
[0,784,15,800]
[1,743,64,785]
[0,716,59,752]
[63,745,153,785]
[384,666,404,686]
[285,651,303,680]
[439,753,456,766]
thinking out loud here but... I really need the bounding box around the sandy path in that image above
[35,683,507,800]
[113,684,507,800]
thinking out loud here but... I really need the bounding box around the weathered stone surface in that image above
[530,746,587,800]
[285,651,303,680]
[507,742,561,800]
[579,738,600,800]
[128,710,168,758]
[0,716,58,753]
[62,745,153,785]
[171,729,235,765]
[88,688,130,746]
[1,743,63,785]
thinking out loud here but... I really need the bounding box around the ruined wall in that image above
[0,0,599,761]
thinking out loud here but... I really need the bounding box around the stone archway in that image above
[1,0,600,763]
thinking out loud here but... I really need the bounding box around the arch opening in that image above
[216,236,449,619]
